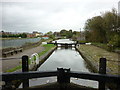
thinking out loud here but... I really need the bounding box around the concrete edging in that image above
[75,47,98,73]
[30,46,57,71]
[75,46,112,74]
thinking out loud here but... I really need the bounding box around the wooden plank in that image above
[69,71,120,83]
[2,50,14,57]
[99,58,106,90]
[22,55,29,88]
[57,68,70,83]
[1,71,58,81]
[14,48,23,54]
[1,71,119,83]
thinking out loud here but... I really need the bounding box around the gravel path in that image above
[1,45,44,72]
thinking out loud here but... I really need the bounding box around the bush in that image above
[106,44,115,52]
[78,40,88,43]
[108,34,120,48]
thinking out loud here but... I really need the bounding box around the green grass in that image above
[38,44,55,57]
[6,58,32,72]
[6,65,22,72]
[33,56,36,61]
[5,44,55,72]
[78,40,88,43]
[91,42,110,51]
[92,42,107,48]
[79,44,119,75]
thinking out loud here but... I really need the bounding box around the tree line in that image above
[84,8,120,49]
[1,32,27,38]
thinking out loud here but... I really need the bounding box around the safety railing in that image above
[0,56,120,90]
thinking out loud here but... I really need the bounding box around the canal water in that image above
[2,37,41,48]
[20,39,98,88]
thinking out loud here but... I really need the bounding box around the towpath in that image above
[0,44,44,72]
[77,44,120,75]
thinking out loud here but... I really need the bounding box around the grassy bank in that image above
[77,44,120,75]
[6,44,56,72]
[38,44,55,57]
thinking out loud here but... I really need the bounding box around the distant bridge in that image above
[47,42,77,47]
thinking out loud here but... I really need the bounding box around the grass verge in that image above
[78,44,119,75]
[38,44,55,57]
[6,65,22,72]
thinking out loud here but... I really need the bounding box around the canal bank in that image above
[76,44,120,75]
[1,39,54,72]
[29,45,57,71]
[24,39,98,89]
[75,47,98,73]
[27,42,119,90]
[3,44,57,89]
[1,39,53,57]
[2,39,119,90]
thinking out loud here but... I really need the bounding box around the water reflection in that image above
[31,48,97,88]
[2,38,41,48]
[20,39,98,88]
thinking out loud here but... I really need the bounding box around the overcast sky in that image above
[0,0,119,33]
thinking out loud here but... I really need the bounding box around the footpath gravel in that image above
[1,45,44,72]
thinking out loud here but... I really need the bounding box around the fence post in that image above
[99,58,106,90]
[57,68,70,84]
[55,41,57,46]
[22,55,29,88]
[65,43,68,49]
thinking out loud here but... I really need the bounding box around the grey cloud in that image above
[1,1,119,33]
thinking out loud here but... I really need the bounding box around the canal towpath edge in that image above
[76,44,120,75]
[1,43,56,73]
[1,44,44,72]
